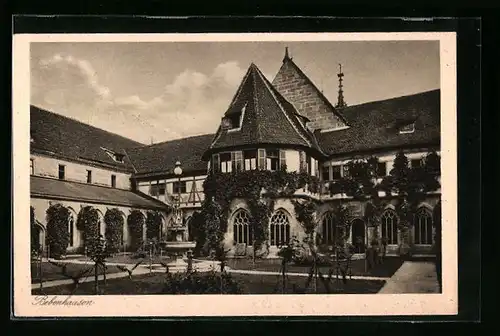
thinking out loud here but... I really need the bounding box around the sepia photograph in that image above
[13,32,458,317]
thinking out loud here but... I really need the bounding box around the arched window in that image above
[233,209,251,245]
[270,209,291,246]
[321,211,336,245]
[381,209,398,245]
[414,207,433,245]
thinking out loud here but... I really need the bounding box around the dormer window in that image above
[399,123,415,134]
[101,147,125,163]
[222,103,246,131]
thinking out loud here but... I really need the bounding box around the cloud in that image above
[31,54,247,144]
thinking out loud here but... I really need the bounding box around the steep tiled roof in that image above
[204,63,323,159]
[30,105,144,171]
[126,134,214,177]
[272,54,349,131]
[31,176,167,210]
[317,89,440,157]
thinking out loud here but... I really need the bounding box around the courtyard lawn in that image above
[31,261,124,284]
[66,253,173,265]
[225,256,404,278]
[31,272,386,295]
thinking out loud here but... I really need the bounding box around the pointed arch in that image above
[231,208,251,245]
[320,210,337,245]
[380,208,399,245]
[350,217,366,253]
[413,207,433,245]
[270,208,291,246]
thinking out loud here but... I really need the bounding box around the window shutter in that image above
[279,150,286,170]
[258,149,266,170]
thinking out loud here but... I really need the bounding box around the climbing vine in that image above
[46,204,71,259]
[127,209,145,251]
[104,208,124,253]
[146,210,163,241]
[201,169,320,254]
[30,206,40,254]
[76,206,100,251]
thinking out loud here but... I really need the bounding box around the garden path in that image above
[378,261,440,294]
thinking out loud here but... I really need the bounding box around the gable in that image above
[272,58,348,132]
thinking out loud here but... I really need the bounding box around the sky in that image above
[30,40,440,144]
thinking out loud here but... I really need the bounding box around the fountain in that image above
[161,161,197,271]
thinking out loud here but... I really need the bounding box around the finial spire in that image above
[335,63,347,109]
[283,46,291,62]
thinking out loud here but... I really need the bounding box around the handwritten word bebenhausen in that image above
[33,295,94,306]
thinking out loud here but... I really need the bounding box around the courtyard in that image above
[30,253,419,295]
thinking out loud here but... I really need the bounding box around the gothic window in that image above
[413,207,433,245]
[381,209,399,245]
[321,211,337,245]
[233,209,251,245]
[30,159,34,175]
[270,209,291,246]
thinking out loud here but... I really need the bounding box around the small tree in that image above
[127,210,145,251]
[146,210,163,241]
[30,206,40,255]
[46,204,71,259]
[104,208,124,253]
[189,211,207,256]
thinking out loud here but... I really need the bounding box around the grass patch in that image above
[31,272,385,295]
[31,261,123,284]
[225,257,404,278]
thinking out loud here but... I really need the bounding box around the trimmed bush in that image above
[77,206,100,251]
[46,204,70,259]
[104,208,124,253]
[127,210,145,251]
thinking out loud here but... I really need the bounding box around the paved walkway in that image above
[378,261,440,294]
[226,269,390,281]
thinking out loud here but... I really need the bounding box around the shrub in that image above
[77,206,100,251]
[46,204,70,259]
[104,208,124,253]
[127,210,145,251]
[146,211,163,240]
[161,270,243,294]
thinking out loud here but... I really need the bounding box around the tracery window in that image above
[321,211,337,245]
[381,209,399,245]
[233,209,252,245]
[413,207,433,245]
[270,209,290,246]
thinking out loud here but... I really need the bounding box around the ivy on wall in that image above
[127,209,145,251]
[104,208,124,253]
[201,168,321,255]
[30,206,40,253]
[76,206,100,251]
[46,204,70,259]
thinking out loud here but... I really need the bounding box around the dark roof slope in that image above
[31,176,167,210]
[317,89,440,157]
[30,105,144,171]
[205,63,322,158]
[126,133,214,177]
